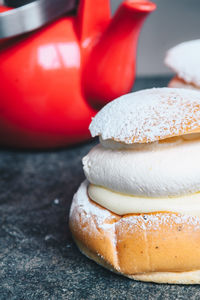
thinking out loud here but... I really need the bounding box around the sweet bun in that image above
[69,87,200,284]
[89,88,200,143]
[168,77,200,90]
[70,181,200,284]
[165,40,200,90]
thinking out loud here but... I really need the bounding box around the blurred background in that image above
[111,0,200,76]
[1,0,199,76]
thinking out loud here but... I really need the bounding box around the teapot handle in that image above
[0,0,76,39]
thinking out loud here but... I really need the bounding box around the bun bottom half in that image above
[74,237,200,284]
[69,181,200,284]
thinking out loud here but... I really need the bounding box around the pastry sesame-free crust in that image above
[74,237,200,284]
[69,181,200,283]
[169,76,200,91]
[89,88,200,144]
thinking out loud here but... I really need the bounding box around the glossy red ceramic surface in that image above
[0,0,156,148]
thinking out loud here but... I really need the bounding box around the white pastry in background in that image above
[165,40,200,90]
[70,88,200,284]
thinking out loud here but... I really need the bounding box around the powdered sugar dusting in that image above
[165,40,200,87]
[124,214,200,232]
[70,181,200,232]
[89,88,200,144]
[70,180,116,233]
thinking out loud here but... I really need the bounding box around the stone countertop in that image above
[1,77,200,300]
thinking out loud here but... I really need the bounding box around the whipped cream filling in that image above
[83,134,200,197]
[88,184,200,216]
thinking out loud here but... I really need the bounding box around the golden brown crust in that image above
[69,183,200,282]
[74,237,200,284]
[169,76,200,91]
[89,88,200,144]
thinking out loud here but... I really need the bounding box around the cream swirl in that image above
[88,184,200,216]
[83,135,200,197]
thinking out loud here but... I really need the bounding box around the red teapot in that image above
[0,0,156,148]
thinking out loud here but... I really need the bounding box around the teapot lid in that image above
[0,0,77,39]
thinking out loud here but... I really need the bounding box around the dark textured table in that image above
[1,77,200,300]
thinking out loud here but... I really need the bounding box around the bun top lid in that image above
[89,88,200,144]
[165,40,200,87]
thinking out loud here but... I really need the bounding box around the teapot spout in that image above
[83,0,156,109]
